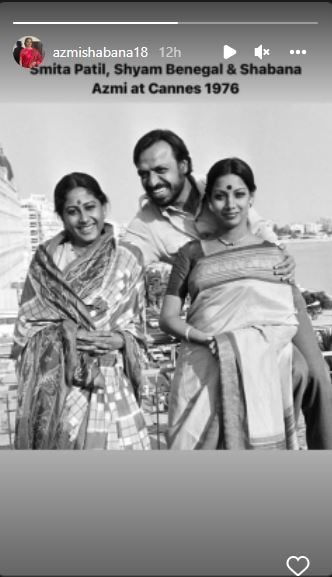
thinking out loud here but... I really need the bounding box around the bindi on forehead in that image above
[226,185,233,190]
[64,198,91,211]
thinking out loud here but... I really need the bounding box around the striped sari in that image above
[168,241,300,450]
[12,225,150,450]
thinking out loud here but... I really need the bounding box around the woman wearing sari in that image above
[160,158,314,450]
[19,37,43,68]
[12,172,150,450]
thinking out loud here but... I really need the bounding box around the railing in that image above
[0,353,17,449]
[322,351,332,371]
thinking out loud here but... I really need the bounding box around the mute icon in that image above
[254,44,270,60]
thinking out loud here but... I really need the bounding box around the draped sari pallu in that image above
[168,243,300,450]
[12,227,150,450]
[20,47,42,68]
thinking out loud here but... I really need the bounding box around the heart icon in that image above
[286,555,310,576]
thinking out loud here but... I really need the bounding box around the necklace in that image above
[217,232,251,247]
[70,242,89,257]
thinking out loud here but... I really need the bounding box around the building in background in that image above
[0,146,26,318]
[304,222,322,236]
[21,198,43,255]
[0,147,26,448]
[116,222,128,240]
[21,194,62,255]
[290,223,305,236]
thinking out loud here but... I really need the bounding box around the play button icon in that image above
[223,44,237,59]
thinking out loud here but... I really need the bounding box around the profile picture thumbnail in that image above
[13,35,44,69]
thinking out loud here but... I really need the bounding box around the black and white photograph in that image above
[1,102,332,451]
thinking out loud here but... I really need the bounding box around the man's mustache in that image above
[146,184,170,193]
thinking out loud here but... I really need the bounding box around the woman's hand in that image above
[205,336,218,359]
[77,329,124,355]
[273,244,295,283]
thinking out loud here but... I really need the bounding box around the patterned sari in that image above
[168,242,300,450]
[12,225,150,450]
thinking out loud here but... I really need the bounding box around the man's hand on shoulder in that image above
[274,243,296,283]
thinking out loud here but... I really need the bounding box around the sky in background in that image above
[1,102,331,225]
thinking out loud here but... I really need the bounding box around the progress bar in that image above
[13,21,179,25]
[13,21,318,25]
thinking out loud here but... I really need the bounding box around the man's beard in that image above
[146,181,184,207]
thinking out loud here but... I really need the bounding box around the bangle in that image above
[111,331,125,348]
[184,326,192,342]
